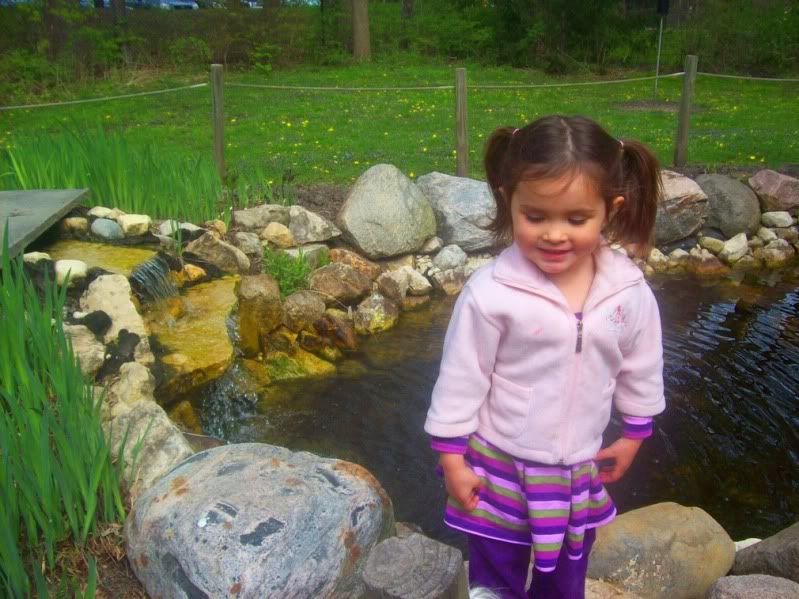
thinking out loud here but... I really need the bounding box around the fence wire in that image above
[2,68,796,191]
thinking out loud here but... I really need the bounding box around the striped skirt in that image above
[443,434,616,572]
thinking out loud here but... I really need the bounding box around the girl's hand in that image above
[595,438,643,484]
[439,453,483,511]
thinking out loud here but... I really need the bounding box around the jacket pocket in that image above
[487,372,532,439]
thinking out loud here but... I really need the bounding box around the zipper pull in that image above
[575,319,583,353]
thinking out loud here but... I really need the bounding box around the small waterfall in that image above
[130,254,179,302]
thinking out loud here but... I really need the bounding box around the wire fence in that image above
[1,60,797,191]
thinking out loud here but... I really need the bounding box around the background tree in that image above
[352,0,370,61]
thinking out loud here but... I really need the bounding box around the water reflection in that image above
[193,268,799,550]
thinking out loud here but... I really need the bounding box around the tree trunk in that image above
[401,0,412,19]
[352,0,370,62]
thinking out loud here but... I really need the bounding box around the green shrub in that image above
[167,36,212,68]
[262,247,312,297]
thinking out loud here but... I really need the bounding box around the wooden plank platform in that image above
[0,189,89,258]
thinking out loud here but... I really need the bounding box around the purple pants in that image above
[467,528,596,599]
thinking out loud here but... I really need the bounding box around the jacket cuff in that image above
[621,415,653,439]
[430,435,469,455]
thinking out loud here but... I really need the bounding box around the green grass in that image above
[0,229,126,597]
[0,125,225,222]
[1,63,796,192]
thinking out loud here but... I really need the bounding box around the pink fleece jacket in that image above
[424,242,665,465]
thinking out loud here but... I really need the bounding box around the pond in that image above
[180,268,799,552]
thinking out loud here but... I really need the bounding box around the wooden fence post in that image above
[674,54,698,167]
[455,68,469,178]
[211,64,225,179]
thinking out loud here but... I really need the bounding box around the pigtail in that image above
[607,139,662,256]
[484,126,516,244]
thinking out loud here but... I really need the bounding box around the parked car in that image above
[126,0,198,8]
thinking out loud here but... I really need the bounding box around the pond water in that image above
[186,268,799,551]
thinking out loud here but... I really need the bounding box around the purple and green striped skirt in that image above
[442,434,616,573]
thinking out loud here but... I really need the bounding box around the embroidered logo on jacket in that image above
[607,304,627,334]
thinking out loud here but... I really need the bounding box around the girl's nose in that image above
[543,228,566,243]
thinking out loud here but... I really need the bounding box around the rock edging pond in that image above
[22,164,799,597]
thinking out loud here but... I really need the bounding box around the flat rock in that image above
[125,443,395,598]
[707,574,799,598]
[232,204,290,230]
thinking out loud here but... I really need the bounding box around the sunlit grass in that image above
[2,64,796,188]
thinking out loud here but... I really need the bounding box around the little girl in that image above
[425,115,665,599]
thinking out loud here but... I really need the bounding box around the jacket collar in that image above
[492,241,643,306]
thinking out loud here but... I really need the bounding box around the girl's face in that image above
[509,172,622,280]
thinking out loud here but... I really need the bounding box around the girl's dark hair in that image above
[484,115,662,253]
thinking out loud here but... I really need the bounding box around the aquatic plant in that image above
[0,126,222,223]
[262,247,312,297]
[0,228,126,596]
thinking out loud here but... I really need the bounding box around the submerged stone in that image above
[149,277,238,401]
[47,240,156,276]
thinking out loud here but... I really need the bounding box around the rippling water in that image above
[193,267,799,550]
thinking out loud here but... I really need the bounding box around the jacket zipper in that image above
[561,314,585,463]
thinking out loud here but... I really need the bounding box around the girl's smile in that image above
[509,172,623,284]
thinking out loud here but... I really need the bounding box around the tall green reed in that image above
[0,126,223,223]
[0,227,125,597]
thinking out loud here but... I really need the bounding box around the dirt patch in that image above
[672,164,799,180]
[615,100,708,113]
[294,183,351,224]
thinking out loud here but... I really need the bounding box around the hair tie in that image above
[512,128,520,136]
[619,139,625,149]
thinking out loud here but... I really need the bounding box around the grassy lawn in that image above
[2,63,797,191]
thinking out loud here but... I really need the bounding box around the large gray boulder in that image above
[337,164,436,259]
[749,169,799,213]
[707,574,799,598]
[125,443,395,599]
[732,521,799,583]
[697,174,761,237]
[416,172,496,251]
[655,170,708,245]
[587,502,735,599]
